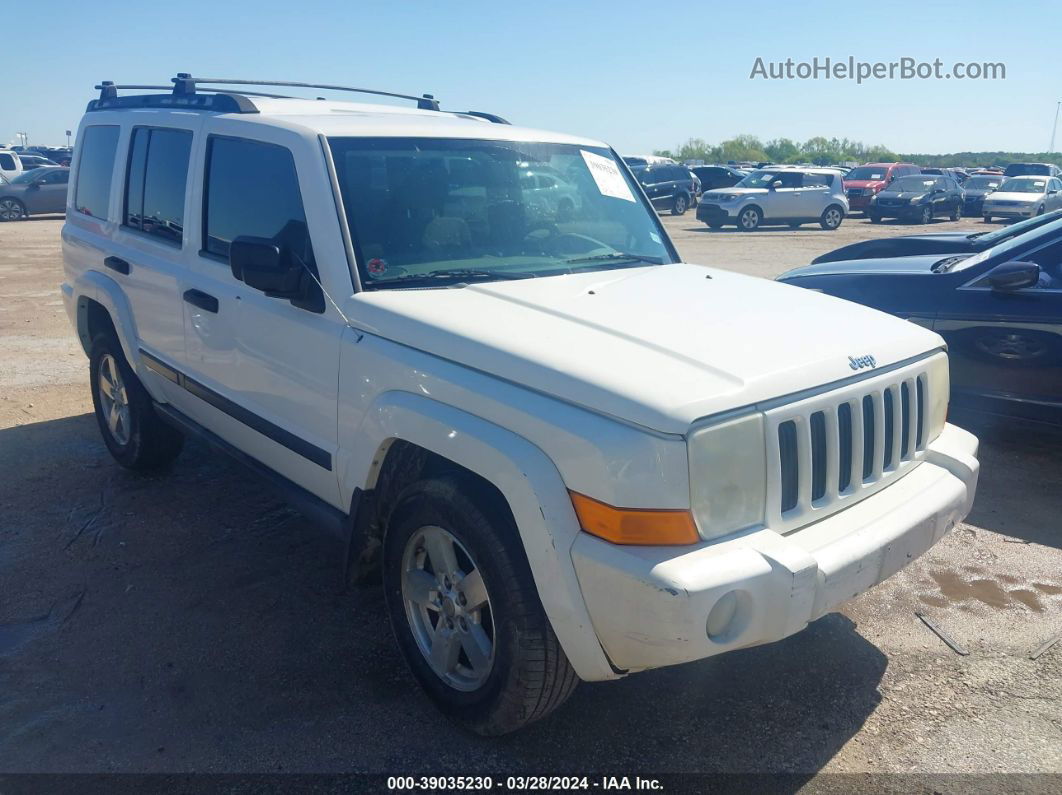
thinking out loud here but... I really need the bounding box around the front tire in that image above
[819,205,844,230]
[949,203,960,221]
[737,206,761,231]
[868,211,882,223]
[0,198,26,221]
[983,215,993,223]
[383,475,578,736]
[1037,205,1046,216]
[919,205,933,224]
[671,193,688,216]
[89,333,183,470]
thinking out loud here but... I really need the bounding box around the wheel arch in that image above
[342,390,619,682]
[73,270,139,365]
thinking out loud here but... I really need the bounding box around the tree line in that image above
[653,135,1061,168]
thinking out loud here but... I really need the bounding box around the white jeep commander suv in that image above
[61,75,978,736]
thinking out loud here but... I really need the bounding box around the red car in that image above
[843,162,921,213]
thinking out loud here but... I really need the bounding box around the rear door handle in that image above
[104,256,130,275]
[183,289,219,314]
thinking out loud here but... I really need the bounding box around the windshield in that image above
[734,170,794,188]
[951,215,1062,272]
[965,176,1002,190]
[328,138,674,288]
[845,166,888,181]
[890,176,937,192]
[998,178,1047,193]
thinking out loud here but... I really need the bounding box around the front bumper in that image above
[870,202,919,218]
[571,422,978,673]
[983,204,1037,219]
[847,194,873,210]
[696,202,736,224]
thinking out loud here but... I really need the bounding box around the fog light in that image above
[707,591,738,639]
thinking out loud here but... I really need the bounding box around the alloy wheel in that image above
[401,525,495,692]
[97,353,131,446]
[0,199,24,221]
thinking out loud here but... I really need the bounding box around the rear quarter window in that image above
[75,126,120,219]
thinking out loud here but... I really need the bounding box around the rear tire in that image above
[706,221,723,229]
[671,193,688,216]
[819,205,844,230]
[737,206,761,231]
[89,333,184,470]
[383,474,578,736]
[788,222,802,229]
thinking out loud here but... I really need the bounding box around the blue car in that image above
[778,217,1062,429]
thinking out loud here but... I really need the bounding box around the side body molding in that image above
[341,389,619,682]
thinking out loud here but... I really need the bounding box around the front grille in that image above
[766,359,933,532]
[846,189,864,198]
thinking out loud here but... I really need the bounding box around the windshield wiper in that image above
[563,252,665,266]
[380,268,539,286]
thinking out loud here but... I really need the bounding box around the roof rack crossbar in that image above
[171,74,442,111]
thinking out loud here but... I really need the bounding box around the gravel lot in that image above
[2,213,1061,782]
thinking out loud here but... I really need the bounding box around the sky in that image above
[3,0,1060,156]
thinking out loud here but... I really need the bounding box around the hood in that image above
[781,254,956,279]
[877,190,930,201]
[351,263,942,435]
[702,187,764,198]
[984,191,1041,202]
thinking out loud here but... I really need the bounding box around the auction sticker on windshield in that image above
[581,150,636,202]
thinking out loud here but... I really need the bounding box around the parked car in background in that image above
[778,215,1062,429]
[15,154,59,170]
[961,173,1005,216]
[0,167,70,220]
[623,154,675,171]
[636,163,697,215]
[868,174,963,224]
[690,164,746,191]
[982,175,1062,221]
[0,150,24,181]
[1004,162,1061,178]
[922,167,967,184]
[689,170,702,203]
[697,167,847,230]
[811,209,1062,264]
[34,147,73,166]
[843,162,921,213]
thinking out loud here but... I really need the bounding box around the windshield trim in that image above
[325,136,680,291]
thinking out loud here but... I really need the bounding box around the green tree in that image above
[764,137,800,163]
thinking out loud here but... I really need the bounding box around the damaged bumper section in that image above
[571,422,978,674]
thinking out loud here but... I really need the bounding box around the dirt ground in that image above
[2,213,1061,782]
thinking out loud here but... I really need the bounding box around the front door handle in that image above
[104,256,130,275]
[183,289,219,314]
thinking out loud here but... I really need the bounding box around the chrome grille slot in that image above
[765,359,934,533]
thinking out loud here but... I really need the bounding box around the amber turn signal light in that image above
[569,491,700,546]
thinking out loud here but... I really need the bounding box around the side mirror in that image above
[229,236,302,297]
[987,260,1040,292]
[1049,189,1059,195]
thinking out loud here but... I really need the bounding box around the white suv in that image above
[697,167,849,231]
[62,75,978,736]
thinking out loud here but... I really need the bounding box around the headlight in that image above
[909,194,926,203]
[687,412,766,541]
[926,352,949,443]
[719,194,740,202]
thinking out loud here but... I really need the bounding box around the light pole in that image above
[1051,100,1062,154]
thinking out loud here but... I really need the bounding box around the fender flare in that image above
[342,390,620,682]
[74,269,140,366]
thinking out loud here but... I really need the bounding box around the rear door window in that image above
[0,153,16,170]
[124,127,192,244]
[74,126,120,219]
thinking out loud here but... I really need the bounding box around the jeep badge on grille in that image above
[849,354,877,371]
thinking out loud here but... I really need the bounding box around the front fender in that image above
[341,389,619,682]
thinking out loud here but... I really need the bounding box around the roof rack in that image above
[87,73,510,123]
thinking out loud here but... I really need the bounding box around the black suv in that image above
[868,174,964,224]
[690,165,746,191]
[636,164,697,215]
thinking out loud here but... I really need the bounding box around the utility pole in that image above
[1051,100,1062,154]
